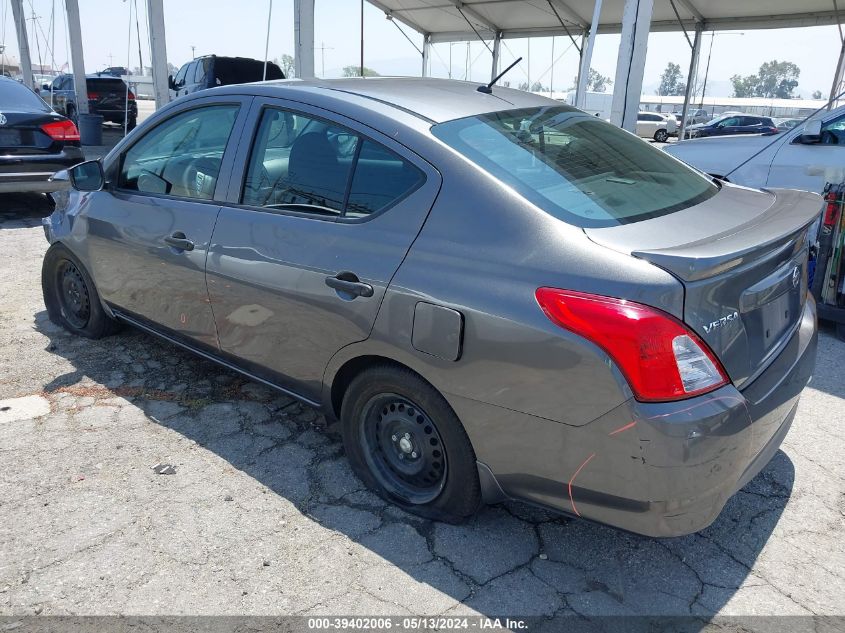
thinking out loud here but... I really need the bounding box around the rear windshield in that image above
[214,58,284,85]
[432,106,718,228]
[0,79,50,111]
[88,78,127,92]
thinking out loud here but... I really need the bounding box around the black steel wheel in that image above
[360,393,447,505]
[42,243,120,339]
[341,364,481,523]
[56,260,91,329]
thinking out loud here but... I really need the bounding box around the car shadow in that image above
[0,193,53,229]
[32,312,794,625]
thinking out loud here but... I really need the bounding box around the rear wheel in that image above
[653,129,669,143]
[42,244,119,339]
[126,116,137,132]
[837,322,845,343]
[66,104,77,125]
[341,365,481,523]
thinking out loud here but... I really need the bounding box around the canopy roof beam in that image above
[448,1,498,34]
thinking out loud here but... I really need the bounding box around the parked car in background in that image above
[776,117,803,131]
[99,67,129,78]
[43,74,138,130]
[0,76,83,193]
[168,55,284,99]
[42,78,818,538]
[683,114,778,139]
[685,108,710,124]
[636,111,676,142]
[665,105,845,191]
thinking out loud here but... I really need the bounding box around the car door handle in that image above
[325,273,374,298]
[164,232,194,252]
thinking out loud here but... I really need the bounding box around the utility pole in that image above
[316,41,333,77]
[190,45,195,59]
[359,0,364,77]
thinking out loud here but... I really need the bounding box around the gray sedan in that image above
[42,78,819,537]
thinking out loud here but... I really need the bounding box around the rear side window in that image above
[346,140,424,218]
[432,106,718,228]
[118,104,240,200]
[0,80,50,111]
[242,108,423,218]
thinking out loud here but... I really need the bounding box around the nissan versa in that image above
[41,78,819,537]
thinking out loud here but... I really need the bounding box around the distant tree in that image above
[342,65,380,77]
[167,62,179,75]
[586,68,612,92]
[657,62,685,96]
[731,60,800,99]
[277,54,295,78]
[811,89,823,99]
[518,81,530,91]
[530,81,547,92]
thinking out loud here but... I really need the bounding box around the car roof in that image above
[215,77,563,124]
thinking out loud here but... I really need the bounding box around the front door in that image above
[768,111,845,190]
[205,101,441,399]
[83,99,250,348]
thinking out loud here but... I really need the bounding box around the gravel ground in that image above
[0,194,843,624]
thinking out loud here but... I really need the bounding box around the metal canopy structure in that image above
[368,0,842,41]
[368,0,843,135]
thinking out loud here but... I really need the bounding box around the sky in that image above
[0,0,839,98]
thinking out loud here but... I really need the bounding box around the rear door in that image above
[84,97,251,348]
[206,99,441,399]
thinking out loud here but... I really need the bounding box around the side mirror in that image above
[799,120,822,144]
[69,160,105,192]
[168,74,176,91]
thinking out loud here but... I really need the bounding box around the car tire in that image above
[837,322,845,343]
[341,364,481,523]
[66,104,77,125]
[126,117,137,132]
[42,243,120,339]
[654,129,669,143]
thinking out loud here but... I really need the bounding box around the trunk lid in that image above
[0,111,65,155]
[585,183,822,388]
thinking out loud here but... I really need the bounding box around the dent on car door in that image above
[205,103,441,399]
[82,99,251,347]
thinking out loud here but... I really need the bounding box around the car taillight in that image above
[87,91,100,100]
[535,288,729,402]
[40,119,81,142]
[127,90,135,100]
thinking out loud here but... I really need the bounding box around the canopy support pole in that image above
[65,0,89,114]
[10,0,33,90]
[610,0,653,131]
[422,34,431,77]
[678,22,702,141]
[294,0,315,78]
[146,0,169,109]
[490,31,501,82]
[830,39,845,110]
[576,0,603,109]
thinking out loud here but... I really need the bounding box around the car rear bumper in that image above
[457,295,818,537]
[0,147,85,193]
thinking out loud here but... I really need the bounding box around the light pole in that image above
[190,45,196,60]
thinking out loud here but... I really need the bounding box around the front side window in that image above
[117,104,239,200]
[431,106,718,228]
[242,108,423,218]
[820,113,845,144]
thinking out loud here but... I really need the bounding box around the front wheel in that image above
[654,129,669,143]
[341,365,481,523]
[42,244,120,339]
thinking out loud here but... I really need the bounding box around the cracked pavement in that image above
[1,195,844,622]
